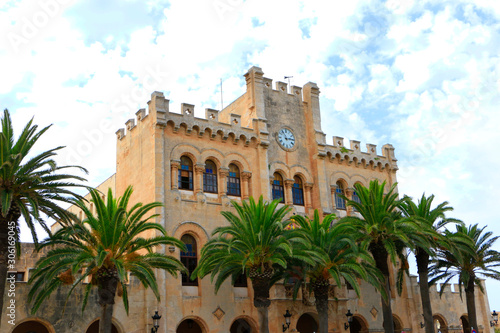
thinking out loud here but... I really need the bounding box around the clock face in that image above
[277,128,295,149]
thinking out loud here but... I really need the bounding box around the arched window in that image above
[272,173,285,203]
[203,160,217,193]
[335,181,346,210]
[180,234,198,286]
[352,186,361,211]
[179,156,193,190]
[292,176,304,206]
[227,164,241,196]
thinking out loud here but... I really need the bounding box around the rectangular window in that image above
[234,273,248,287]
[272,181,284,203]
[15,272,25,282]
[292,187,304,205]
[335,192,346,210]
[227,175,241,196]
[181,244,198,286]
[203,173,217,193]
[178,169,193,190]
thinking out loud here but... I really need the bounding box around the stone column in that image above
[304,182,313,212]
[345,187,354,215]
[330,185,337,210]
[170,160,180,190]
[194,163,205,195]
[241,171,252,200]
[284,179,294,205]
[219,167,229,197]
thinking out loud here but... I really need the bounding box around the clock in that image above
[277,128,296,150]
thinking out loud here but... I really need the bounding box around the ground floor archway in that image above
[230,318,253,333]
[433,314,448,333]
[296,313,318,333]
[460,315,470,333]
[177,318,203,333]
[86,320,119,333]
[350,315,369,333]
[13,320,52,333]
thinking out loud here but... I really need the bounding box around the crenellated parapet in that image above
[115,91,261,148]
[323,135,398,172]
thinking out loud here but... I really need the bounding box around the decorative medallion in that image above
[212,306,225,320]
[370,306,378,319]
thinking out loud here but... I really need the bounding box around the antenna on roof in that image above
[284,76,293,93]
[220,78,224,110]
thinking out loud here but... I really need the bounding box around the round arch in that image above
[433,314,448,333]
[172,221,209,248]
[296,312,318,333]
[224,152,251,171]
[176,316,209,333]
[200,148,225,169]
[289,164,313,183]
[460,315,470,333]
[350,315,369,333]
[11,318,55,333]
[230,316,258,333]
[269,162,290,179]
[170,143,202,164]
[392,314,403,333]
[330,171,349,186]
[85,319,122,333]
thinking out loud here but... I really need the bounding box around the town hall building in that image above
[3,67,493,333]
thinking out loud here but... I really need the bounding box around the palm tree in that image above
[28,186,186,333]
[0,109,87,326]
[400,194,461,333]
[193,196,292,333]
[290,210,382,333]
[339,180,418,333]
[430,224,500,333]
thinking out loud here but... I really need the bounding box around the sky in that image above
[1,0,500,318]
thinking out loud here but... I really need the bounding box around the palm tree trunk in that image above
[371,244,395,333]
[97,268,118,333]
[99,303,114,333]
[416,249,434,333]
[313,278,330,333]
[465,277,477,333]
[251,276,271,333]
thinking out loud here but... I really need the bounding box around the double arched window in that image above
[227,164,241,196]
[335,181,346,210]
[292,176,304,206]
[272,173,285,203]
[179,156,193,190]
[180,234,198,286]
[203,160,217,193]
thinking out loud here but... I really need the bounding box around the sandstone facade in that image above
[3,67,493,333]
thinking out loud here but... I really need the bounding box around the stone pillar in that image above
[345,187,354,215]
[241,171,252,200]
[219,167,229,196]
[330,185,337,210]
[194,163,205,195]
[171,160,180,190]
[284,179,294,205]
[304,182,313,212]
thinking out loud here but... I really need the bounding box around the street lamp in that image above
[345,309,354,330]
[151,311,161,333]
[283,310,292,332]
[491,310,498,327]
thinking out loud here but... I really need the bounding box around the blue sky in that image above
[1,0,500,318]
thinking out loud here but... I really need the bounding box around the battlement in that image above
[115,91,261,147]
[322,135,398,172]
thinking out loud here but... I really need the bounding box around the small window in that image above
[272,173,285,203]
[15,272,25,282]
[335,181,346,210]
[234,272,248,287]
[352,188,361,211]
[292,176,304,206]
[179,156,193,190]
[181,234,198,286]
[227,164,241,196]
[203,160,218,193]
